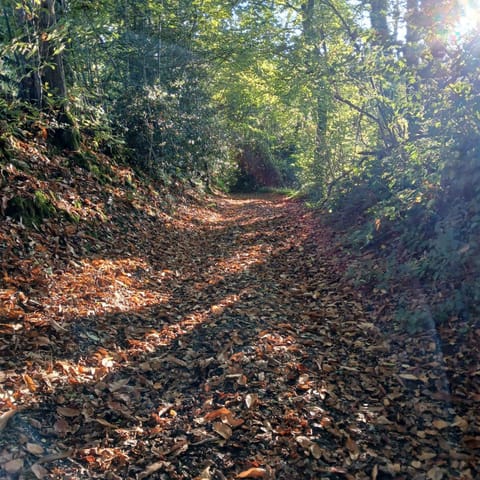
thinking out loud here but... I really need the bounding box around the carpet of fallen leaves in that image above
[1,140,479,479]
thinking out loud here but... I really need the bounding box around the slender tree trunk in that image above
[404,0,421,136]
[301,0,329,194]
[39,0,67,101]
[369,0,391,44]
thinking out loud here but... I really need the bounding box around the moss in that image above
[70,151,113,184]
[5,190,57,225]
[52,110,81,151]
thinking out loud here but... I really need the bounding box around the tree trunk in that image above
[39,0,67,101]
[301,0,329,194]
[369,0,391,44]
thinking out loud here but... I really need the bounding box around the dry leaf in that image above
[95,417,118,428]
[427,466,446,480]
[108,378,130,392]
[54,418,71,434]
[432,419,450,430]
[138,460,169,479]
[57,406,81,417]
[4,458,24,474]
[452,415,468,431]
[26,443,45,455]
[236,467,267,478]
[225,414,244,428]
[194,465,212,480]
[0,408,17,432]
[245,393,258,409]
[23,373,37,392]
[399,373,420,381]
[213,422,232,440]
[296,436,313,449]
[204,407,231,421]
[31,463,49,479]
[310,443,323,459]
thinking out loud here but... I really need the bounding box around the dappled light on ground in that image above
[1,195,479,479]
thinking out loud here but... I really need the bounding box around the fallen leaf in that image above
[213,422,232,440]
[31,463,49,479]
[138,460,169,479]
[296,435,313,449]
[57,406,81,417]
[26,443,45,455]
[23,373,37,392]
[0,408,17,431]
[4,458,24,474]
[204,407,231,421]
[399,373,420,381]
[108,378,130,392]
[245,393,258,409]
[236,467,267,478]
[95,417,118,428]
[432,419,450,430]
[427,466,446,480]
[194,465,212,480]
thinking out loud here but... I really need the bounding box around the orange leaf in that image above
[23,373,37,392]
[236,467,267,478]
[204,407,231,421]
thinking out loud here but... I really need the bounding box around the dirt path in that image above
[0,195,478,479]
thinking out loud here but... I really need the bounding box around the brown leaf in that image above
[108,378,130,392]
[296,436,313,449]
[57,406,81,417]
[399,373,420,381]
[245,393,258,409]
[31,463,49,479]
[310,443,323,460]
[427,467,446,480]
[432,419,450,430]
[26,443,45,455]
[54,418,71,434]
[4,458,24,474]
[95,417,118,429]
[137,461,169,479]
[236,467,267,478]
[213,422,232,440]
[194,466,212,480]
[0,408,17,432]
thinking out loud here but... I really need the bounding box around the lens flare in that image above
[454,0,480,37]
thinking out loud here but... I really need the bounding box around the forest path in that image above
[0,194,477,479]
